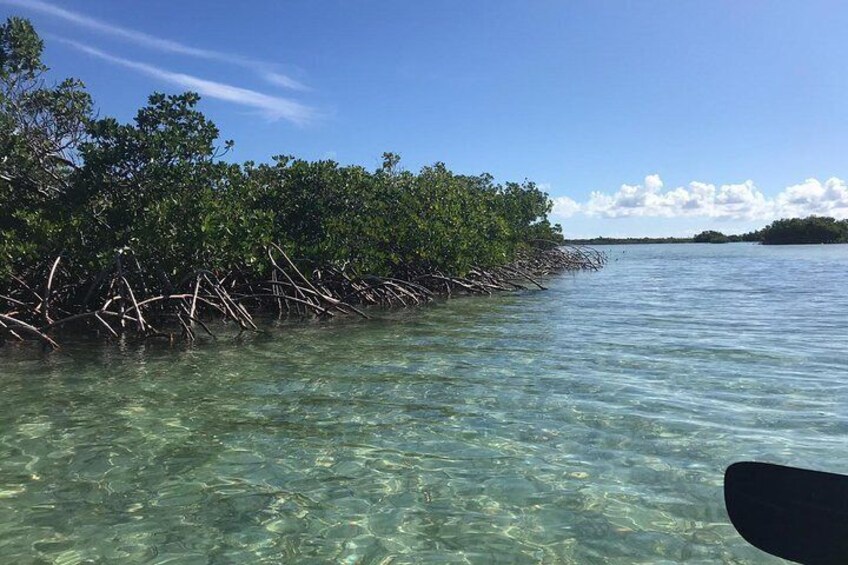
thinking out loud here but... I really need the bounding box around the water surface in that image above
[2,243,847,563]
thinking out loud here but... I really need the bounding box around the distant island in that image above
[566,216,848,246]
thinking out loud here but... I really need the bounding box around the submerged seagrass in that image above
[0,17,604,347]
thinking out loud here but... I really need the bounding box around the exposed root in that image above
[0,245,605,347]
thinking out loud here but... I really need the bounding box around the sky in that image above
[2,0,847,237]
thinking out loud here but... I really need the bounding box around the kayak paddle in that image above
[724,461,848,564]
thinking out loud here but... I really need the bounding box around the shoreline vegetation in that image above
[566,216,848,246]
[0,18,605,349]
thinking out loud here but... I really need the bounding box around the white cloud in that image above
[776,178,848,217]
[552,196,581,218]
[59,39,315,125]
[644,173,663,192]
[1,0,308,91]
[553,174,848,223]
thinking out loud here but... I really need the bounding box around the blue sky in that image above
[3,0,848,237]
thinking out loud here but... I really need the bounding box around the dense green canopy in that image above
[567,221,848,246]
[758,216,848,245]
[693,230,730,243]
[0,17,564,283]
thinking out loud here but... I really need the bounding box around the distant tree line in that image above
[695,217,848,245]
[564,236,694,245]
[692,230,730,243]
[754,216,848,245]
[567,217,848,245]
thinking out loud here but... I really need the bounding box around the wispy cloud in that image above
[551,174,848,222]
[1,0,308,91]
[262,71,309,91]
[58,38,315,125]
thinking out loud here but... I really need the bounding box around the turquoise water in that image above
[1,243,847,563]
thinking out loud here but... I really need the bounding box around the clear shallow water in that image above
[1,243,847,564]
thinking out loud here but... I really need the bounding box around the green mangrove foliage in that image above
[0,17,564,279]
[568,219,848,246]
[0,18,603,346]
[693,230,730,243]
[758,216,848,245]
[0,17,91,278]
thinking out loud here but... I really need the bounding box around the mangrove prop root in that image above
[0,245,605,347]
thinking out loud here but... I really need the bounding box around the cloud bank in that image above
[1,0,307,91]
[552,175,848,223]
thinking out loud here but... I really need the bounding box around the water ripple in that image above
[1,243,847,563]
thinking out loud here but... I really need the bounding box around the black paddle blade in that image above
[725,461,848,564]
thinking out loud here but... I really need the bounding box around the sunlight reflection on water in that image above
[1,243,847,563]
